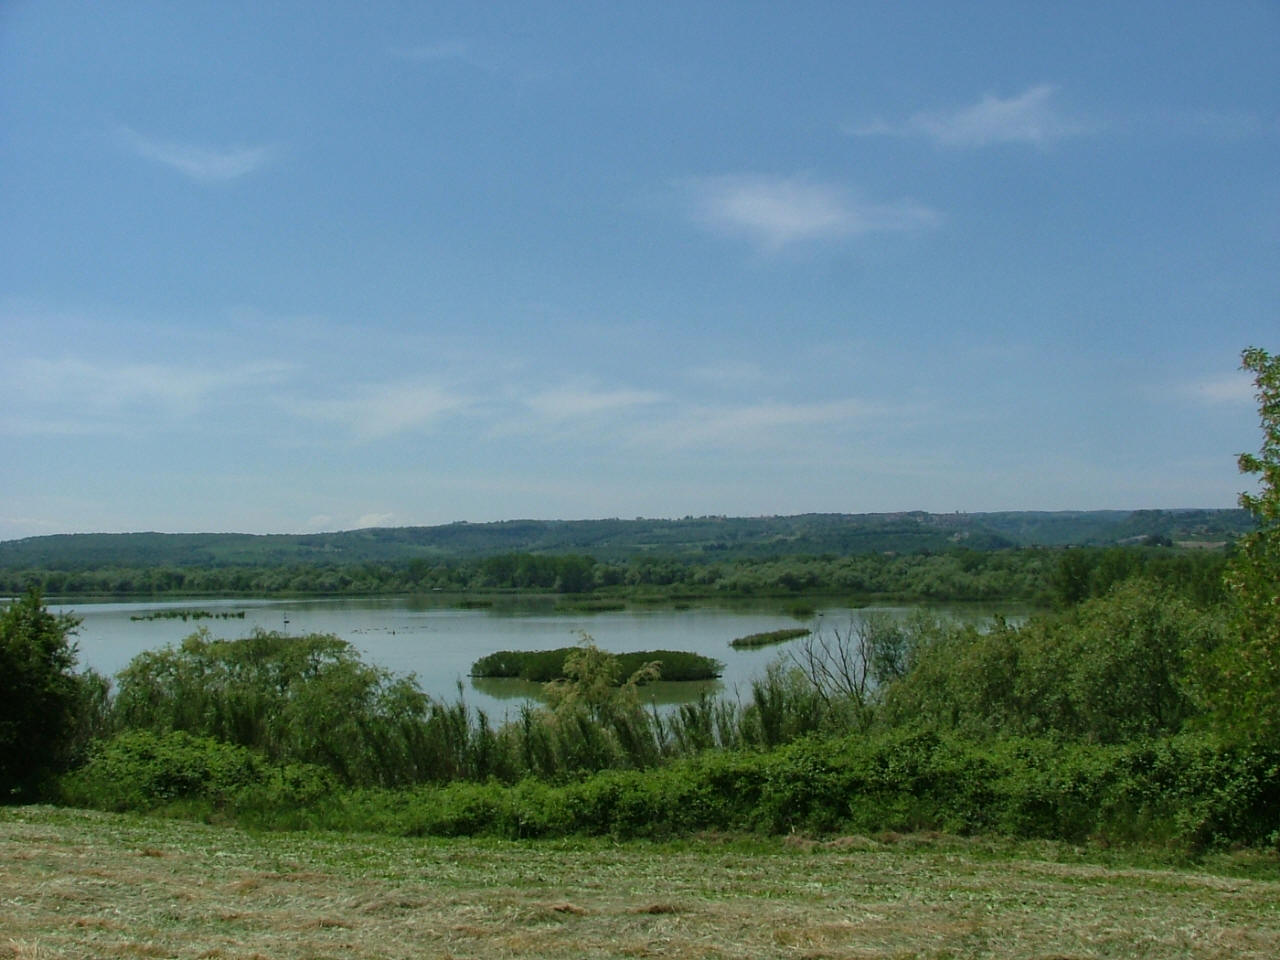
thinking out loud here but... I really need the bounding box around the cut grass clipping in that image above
[3,805,1278,960]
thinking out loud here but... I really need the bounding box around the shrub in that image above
[60,730,270,813]
[238,731,1278,849]
[882,583,1223,742]
[110,629,496,787]
[0,589,108,800]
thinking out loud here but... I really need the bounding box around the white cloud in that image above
[684,175,938,250]
[1185,372,1256,404]
[117,126,274,182]
[356,512,396,528]
[525,385,664,420]
[854,85,1087,148]
[297,381,468,439]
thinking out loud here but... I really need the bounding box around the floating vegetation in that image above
[555,598,627,612]
[471,647,722,683]
[729,627,810,649]
[456,598,494,609]
[130,609,246,622]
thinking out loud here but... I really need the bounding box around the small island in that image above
[729,627,810,649]
[471,647,722,683]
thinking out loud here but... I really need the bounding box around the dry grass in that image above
[1,806,1278,959]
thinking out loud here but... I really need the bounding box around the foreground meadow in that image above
[2,806,1278,960]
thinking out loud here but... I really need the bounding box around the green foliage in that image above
[59,729,337,817]
[1207,346,1280,746]
[520,638,665,777]
[1052,546,1227,606]
[110,629,499,786]
[101,730,1276,850]
[883,581,1223,743]
[738,662,829,747]
[3,511,1249,604]
[0,589,107,800]
[478,552,597,592]
[777,612,946,737]
[60,729,267,812]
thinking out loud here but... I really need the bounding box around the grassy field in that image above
[2,806,1278,960]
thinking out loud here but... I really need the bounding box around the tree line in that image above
[1,542,1230,608]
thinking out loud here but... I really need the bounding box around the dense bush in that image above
[72,729,1275,850]
[1200,347,1280,747]
[1,589,109,800]
[110,629,501,786]
[882,580,1224,743]
[59,729,336,817]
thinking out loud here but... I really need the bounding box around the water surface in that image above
[51,595,996,718]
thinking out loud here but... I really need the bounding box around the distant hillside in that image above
[0,510,1252,571]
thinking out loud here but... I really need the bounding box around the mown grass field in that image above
[2,806,1278,959]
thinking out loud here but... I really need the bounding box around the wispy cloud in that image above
[684,361,768,387]
[853,85,1088,148]
[1184,372,1256,404]
[632,398,888,451]
[296,381,468,440]
[684,175,938,251]
[117,126,274,182]
[2,356,292,435]
[525,385,665,421]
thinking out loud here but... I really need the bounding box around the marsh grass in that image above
[2,806,1278,960]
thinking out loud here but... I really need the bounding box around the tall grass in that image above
[62,726,1280,850]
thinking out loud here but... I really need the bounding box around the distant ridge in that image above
[0,510,1251,570]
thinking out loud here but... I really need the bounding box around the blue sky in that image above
[2,1,1276,539]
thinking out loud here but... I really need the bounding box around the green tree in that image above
[882,582,1219,743]
[0,589,94,798]
[111,629,450,786]
[1209,346,1280,744]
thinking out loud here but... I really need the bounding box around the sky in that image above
[1,1,1277,540]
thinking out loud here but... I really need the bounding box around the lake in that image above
[50,595,998,719]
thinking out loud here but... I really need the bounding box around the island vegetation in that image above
[129,608,246,622]
[470,646,722,683]
[729,627,811,648]
[1,347,1277,871]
